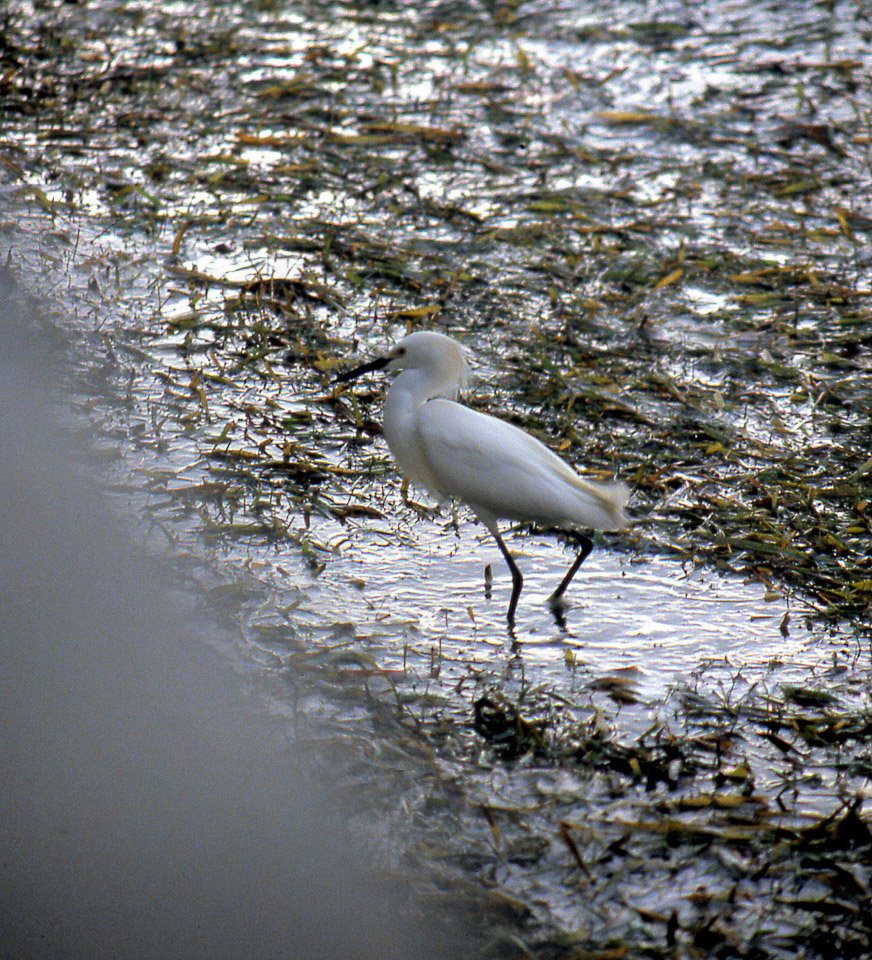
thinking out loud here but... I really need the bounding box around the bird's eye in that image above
[396,346,406,356]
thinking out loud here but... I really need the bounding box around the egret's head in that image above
[335,330,470,395]
[386,331,470,392]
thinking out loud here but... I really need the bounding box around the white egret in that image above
[336,331,629,623]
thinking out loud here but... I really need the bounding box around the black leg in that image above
[549,533,593,606]
[491,528,523,624]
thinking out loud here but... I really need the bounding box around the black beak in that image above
[334,355,391,384]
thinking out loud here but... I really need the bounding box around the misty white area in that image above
[0,284,458,960]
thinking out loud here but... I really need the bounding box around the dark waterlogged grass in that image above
[2,0,872,956]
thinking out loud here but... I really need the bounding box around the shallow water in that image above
[3,0,871,954]
[2,33,864,733]
[223,494,850,714]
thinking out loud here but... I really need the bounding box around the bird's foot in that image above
[548,592,570,632]
[548,587,570,608]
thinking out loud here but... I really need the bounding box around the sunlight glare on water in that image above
[313,514,832,704]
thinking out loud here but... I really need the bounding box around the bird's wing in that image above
[416,400,628,530]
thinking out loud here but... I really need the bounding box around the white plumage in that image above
[337,330,629,622]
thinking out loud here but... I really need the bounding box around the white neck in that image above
[381,370,449,501]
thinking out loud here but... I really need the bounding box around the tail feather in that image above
[568,476,630,531]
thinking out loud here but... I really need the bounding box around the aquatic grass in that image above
[3,0,872,956]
